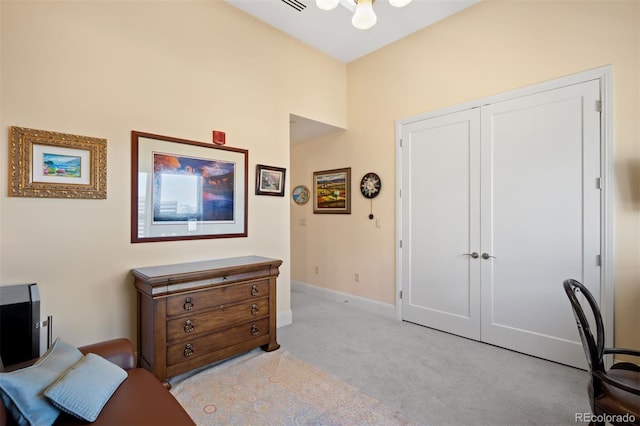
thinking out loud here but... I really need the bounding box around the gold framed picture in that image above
[9,126,107,199]
[313,167,351,214]
[292,185,310,205]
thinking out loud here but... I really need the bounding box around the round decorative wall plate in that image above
[292,185,310,205]
[360,172,381,199]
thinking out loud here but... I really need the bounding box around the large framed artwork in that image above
[9,126,107,199]
[131,131,248,243]
[313,167,351,214]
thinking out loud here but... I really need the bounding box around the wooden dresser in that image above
[131,256,282,386]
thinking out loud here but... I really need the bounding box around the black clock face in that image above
[360,172,381,199]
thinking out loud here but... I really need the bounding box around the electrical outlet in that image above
[355,273,360,282]
[315,266,319,274]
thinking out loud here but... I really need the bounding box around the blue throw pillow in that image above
[45,352,127,422]
[0,338,83,426]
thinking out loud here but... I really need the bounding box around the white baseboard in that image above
[291,280,397,320]
[277,309,293,328]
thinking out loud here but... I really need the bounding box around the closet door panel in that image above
[480,80,601,368]
[401,109,481,339]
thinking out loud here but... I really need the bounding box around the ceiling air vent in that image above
[281,0,306,12]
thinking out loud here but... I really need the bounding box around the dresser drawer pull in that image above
[183,297,194,311]
[251,304,259,315]
[184,320,194,333]
[251,324,260,336]
[251,285,260,296]
[184,343,194,357]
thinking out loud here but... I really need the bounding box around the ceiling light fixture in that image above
[315,0,412,30]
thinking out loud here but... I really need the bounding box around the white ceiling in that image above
[289,114,346,143]
[225,0,478,63]
[224,0,479,143]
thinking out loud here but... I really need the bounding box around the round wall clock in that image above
[292,185,310,205]
[360,172,381,199]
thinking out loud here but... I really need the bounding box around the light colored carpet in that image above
[170,348,420,426]
[278,289,591,425]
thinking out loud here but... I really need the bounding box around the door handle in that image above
[482,252,496,259]
[463,252,479,259]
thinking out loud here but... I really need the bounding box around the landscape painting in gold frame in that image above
[9,126,107,199]
[313,167,351,214]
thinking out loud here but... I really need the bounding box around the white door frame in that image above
[395,65,615,350]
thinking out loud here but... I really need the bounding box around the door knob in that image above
[482,252,496,259]
[463,252,479,258]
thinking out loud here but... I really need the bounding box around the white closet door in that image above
[401,108,481,340]
[480,80,601,368]
[398,79,602,368]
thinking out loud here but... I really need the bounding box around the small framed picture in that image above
[292,185,310,205]
[9,126,107,199]
[255,164,286,197]
[313,167,351,214]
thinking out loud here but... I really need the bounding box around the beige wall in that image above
[0,0,347,348]
[291,0,639,350]
[2,0,638,355]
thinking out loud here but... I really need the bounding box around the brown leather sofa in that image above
[0,338,195,426]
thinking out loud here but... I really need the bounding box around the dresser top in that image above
[131,256,282,283]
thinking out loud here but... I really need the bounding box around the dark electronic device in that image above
[0,283,41,367]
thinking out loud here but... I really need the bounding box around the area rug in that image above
[170,349,420,425]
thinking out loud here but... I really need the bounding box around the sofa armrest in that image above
[78,338,136,370]
[0,338,139,426]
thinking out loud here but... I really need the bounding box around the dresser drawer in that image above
[167,318,270,366]
[166,298,269,342]
[166,280,269,316]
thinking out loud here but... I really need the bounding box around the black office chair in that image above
[563,279,640,426]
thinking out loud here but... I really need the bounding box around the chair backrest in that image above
[563,279,605,372]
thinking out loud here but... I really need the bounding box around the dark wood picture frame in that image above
[255,164,286,197]
[131,131,248,243]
